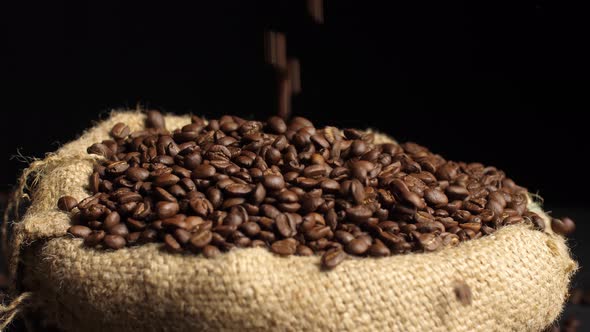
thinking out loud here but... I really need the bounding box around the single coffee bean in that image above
[127,167,150,181]
[368,239,391,257]
[193,164,216,179]
[345,238,370,255]
[202,245,221,258]
[164,234,183,253]
[156,201,180,219]
[335,230,355,244]
[271,239,297,256]
[87,143,113,158]
[154,173,180,187]
[58,196,78,212]
[104,234,127,249]
[225,183,253,196]
[321,248,347,269]
[84,230,106,246]
[190,230,213,249]
[551,217,575,236]
[275,213,297,238]
[423,188,448,207]
[346,205,373,223]
[110,123,131,139]
[146,110,166,129]
[296,244,314,256]
[267,116,287,134]
[108,223,129,237]
[68,225,92,238]
[417,233,442,251]
[263,174,285,191]
[454,281,472,305]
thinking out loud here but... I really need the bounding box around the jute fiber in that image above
[2,111,577,332]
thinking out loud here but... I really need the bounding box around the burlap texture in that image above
[5,111,577,332]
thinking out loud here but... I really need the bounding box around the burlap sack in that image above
[1,111,577,332]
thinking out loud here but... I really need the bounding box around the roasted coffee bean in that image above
[111,123,131,139]
[275,213,297,238]
[190,230,213,249]
[225,183,253,196]
[321,248,347,269]
[193,164,216,179]
[263,174,285,191]
[454,281,472,305]
[68,225,92,238]
[417,233,442,251]
[58,196,78,212]
[296,244,314,256]
[84,230,106,246]
[345,238,370,255]
[108,223,129,237]
[368,239,391,257]
[146,110,166,129]
[104,234,127,249]
[271,238,297,255]
[156,201,180,219]
[65,111,544,268]
[87,143,113,158]
[346,205,373,223]
[423,188,448,207]
[551,217,575,236]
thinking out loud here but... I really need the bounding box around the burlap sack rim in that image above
[3,110,578,332]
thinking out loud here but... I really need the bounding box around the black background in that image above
[0,0,589,329]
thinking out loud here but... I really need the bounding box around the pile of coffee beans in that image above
[58,110,565,269]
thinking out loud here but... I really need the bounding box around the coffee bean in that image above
[104,234,126,249]
[127,167,150,181]
[84,230,105,246]
[190,230,213,249]
[107,161,130,175]
[66,112,545,267]
[321,248,347,269]
[303,164,326,178]
[193,164,216,179]
[225,183,253,196]
[424,188,448,207]
[350,179,365,205]
[267,116,287,134]
[58,196,78,212]
[345,238,370,255]
[157,201,180,219]
[306,226,331,240]
[154,174,180,187]
[454,281,472,305]
[275,213,297,238]
[68,225,92,238]
[202,245,221,258]
[346,205,372,223]
[296,244,314,256]
[87,143,113,158]
[146,110,166,129]
[189,198,213,217]
[271,239,297,255]
[164,234,183,252]
[368,239,391,257]
[552,217,575,236]
[263,174,285,190]
[108,223,129,236]
[111,123,131,139]
[417,233,442,251]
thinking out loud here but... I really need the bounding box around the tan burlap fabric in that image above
[2,112,577,331]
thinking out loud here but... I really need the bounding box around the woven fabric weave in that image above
[5,112,577,331]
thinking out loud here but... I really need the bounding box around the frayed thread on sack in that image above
[0,292,33,331]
